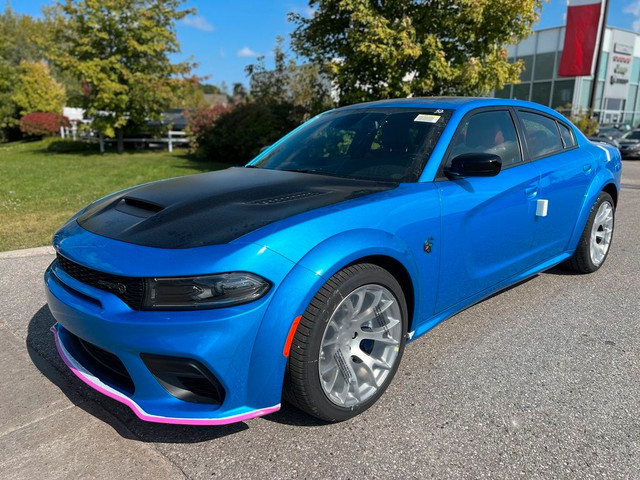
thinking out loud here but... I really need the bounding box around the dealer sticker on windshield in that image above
[414,114,441,123]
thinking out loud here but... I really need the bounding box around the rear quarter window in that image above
[558,122,577,148]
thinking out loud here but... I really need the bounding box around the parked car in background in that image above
[588,135,620,149]
[45,98,621,425]
[617,129,640,159]
[596,126,622,140]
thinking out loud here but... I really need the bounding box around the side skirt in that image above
[408,252,572,342]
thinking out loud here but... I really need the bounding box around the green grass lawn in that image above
[0,141,227,252]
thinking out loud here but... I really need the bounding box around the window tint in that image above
[558,122,576,148]
[448,110,522,168]
[519,111,563,158]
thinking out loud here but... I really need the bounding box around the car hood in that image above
[77,167,397,249]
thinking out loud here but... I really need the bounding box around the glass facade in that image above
[498,26,640,126]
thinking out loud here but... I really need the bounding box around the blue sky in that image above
[9,0,640,89]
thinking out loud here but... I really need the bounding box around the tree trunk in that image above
[116,128,124,154]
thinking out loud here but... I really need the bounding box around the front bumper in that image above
[45,256,287,425]
[51,324,279,425]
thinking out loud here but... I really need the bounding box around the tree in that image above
[46,0,194,153]
[199,83,221,95]
[290,0,545,105]
[0,6,49,137]
[12,61,66,115]
[246,36,333,118]
[171,75,206,109]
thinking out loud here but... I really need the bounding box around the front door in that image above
[434,109,540,312]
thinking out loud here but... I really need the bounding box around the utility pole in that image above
[588,0,610,117]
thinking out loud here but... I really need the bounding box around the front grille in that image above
[65,329,135,394]
[56,254,145,310]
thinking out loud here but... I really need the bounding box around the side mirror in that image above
[445,153,502,178]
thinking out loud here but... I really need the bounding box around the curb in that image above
[0,246,55,259]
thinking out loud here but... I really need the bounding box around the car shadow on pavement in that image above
[26,304,252,443]
[542,265,576,276]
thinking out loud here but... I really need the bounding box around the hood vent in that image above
[248,191,325,205]
[115,197,165,218]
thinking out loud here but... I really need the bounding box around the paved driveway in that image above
[1,162,639,479]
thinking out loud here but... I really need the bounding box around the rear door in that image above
[515,110,594,261]
[434,108,540,312]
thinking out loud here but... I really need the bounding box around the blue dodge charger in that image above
[45,98,621,424]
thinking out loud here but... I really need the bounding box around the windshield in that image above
[622,130,640,140]
[249,108,452,182]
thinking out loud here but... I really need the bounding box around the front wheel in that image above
[284,263,408,422]
[566,191,615,273]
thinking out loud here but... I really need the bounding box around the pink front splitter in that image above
[51,325,281,425]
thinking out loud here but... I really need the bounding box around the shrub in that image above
[188,102,303,164]
[46,139,97,153]
[20,112,69,137]
[186,104,232,155]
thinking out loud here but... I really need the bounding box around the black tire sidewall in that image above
[295,265,408,422]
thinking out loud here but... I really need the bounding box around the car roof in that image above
[336,97,565,119]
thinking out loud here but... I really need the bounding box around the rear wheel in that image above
[284,263,407,422]
[566,191,615,273]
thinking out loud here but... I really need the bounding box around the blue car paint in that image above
[46,98,622,424]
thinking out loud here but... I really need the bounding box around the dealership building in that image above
[496,25,640,126]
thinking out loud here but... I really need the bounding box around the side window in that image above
[558,122,577,148]
[448,110,522,168]
[519,111,564,158]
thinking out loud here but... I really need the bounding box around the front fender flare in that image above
[245,229,423,407]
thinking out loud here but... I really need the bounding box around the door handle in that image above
[583,164,593,174]
[525,183,538,198]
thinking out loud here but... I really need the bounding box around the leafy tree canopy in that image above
[246,36,333,117]
[45,0,195,152]
[0,6,49,133]
[290,0,545,105]
[12,61,66,115]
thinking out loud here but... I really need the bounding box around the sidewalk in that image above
[0,251,186,480]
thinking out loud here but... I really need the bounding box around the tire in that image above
[284,263,408,422]
[566,191,615,273]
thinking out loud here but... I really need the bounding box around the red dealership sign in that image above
[558,0,606,77]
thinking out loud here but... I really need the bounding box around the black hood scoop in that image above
[77,167,396,249]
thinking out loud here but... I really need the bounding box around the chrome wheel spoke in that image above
[359,329,400,345]
[318,284,403,408]
[589,201,614,267]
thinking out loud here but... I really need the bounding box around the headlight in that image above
[143,272,271,310]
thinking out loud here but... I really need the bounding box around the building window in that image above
[517,56,534,82]
[494,84,512,98]
[599,53,608,81]
[627,85,637,113]
[513,83,530,101]
[531,82,552,106]
[551,80,575,109]
[534,52,556,80]
[580,79,592,109]
[604,98,625,111]
[632,58,640,84]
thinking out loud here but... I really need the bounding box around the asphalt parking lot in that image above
[1,162,639,480]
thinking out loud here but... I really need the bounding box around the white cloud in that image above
[624,1,640,31]
[181,15,215,32]
[237,46,259,58]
